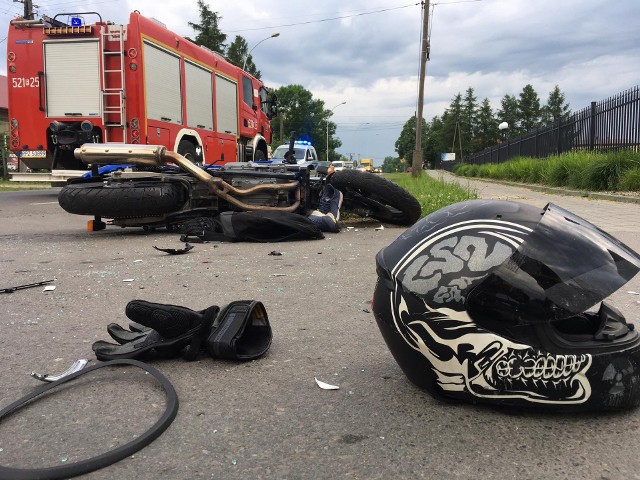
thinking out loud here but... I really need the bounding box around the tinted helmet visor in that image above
[468,203,640,325]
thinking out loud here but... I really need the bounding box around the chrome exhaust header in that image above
[74,143,301,212]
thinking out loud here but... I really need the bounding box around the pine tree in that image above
[187,0,227,54]
[497,94,519,137]
[474,98,498,150]
[518,84,542,132]
[542,85,570,124]
[226,35,261,79]
[441,93,464,159]
[462,87,478,154]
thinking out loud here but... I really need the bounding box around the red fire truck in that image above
[7,11,275,176]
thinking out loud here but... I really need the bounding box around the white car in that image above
[331,160,355,171]
[271,141,319,164]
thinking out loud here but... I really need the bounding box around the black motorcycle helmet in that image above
[373,200,640,411]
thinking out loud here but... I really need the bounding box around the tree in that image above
[424,115,443,168]
[188,0,227,54]
[474,98,499,150]
[395,115,430,165]
[461,87,478,156]
[396,83,570,158]
[518,84,542,132]
[381,156,404,173]
[497,94,519,138]
[440,93,464,159]
[542,85,570,124]
[226,35,261,79]
[270,85,341,160]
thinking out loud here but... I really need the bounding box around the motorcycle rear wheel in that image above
[328,170,421,226]
[58,181,187,218]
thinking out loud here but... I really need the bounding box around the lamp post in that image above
[326,101,346,162]
[243,33,280,71]
[498,121,509,141]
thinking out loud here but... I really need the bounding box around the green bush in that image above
[467,164,480,177]
[453,149,640,192]
[580,150,640,191]
[620,167,640,191]
[507,157,544,183]
[453,163,470,176]
[545,152,591,188]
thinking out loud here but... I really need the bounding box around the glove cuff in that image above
[206,300,272,361]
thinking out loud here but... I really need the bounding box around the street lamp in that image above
[498,121,509,142]
[243,33,280,71]
[326,101,346,162]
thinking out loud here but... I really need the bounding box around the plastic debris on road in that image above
[315,377,340,390]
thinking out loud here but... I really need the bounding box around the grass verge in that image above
[455,150,640,192]
[385,172,477,219]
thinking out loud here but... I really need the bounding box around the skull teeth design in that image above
[472,346,592,401]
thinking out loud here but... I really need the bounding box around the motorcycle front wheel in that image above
[328,170,421,226]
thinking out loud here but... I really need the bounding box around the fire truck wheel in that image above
[328,170,422,226]
[58,181,187,218]
[178,140,200,165]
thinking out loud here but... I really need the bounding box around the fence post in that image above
[589,101,597,151]
[556,117,562,154]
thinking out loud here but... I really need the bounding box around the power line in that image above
[226,3,420,33]
[433,0,483,4]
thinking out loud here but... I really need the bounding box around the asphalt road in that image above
[1,178,640,480]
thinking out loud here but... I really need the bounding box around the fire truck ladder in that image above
[101,24,126,142]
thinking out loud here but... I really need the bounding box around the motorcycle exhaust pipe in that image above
[75,144,168,167]
[75,143,217,187]
[164,150,301,212]
[74,143,301,212]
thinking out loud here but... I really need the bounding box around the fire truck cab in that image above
[6,11,275,173]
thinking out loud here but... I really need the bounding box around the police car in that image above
[270,140,319,164]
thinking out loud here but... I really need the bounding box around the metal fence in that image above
[466,85,640,166]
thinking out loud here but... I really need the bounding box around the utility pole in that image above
[412,0,430,177]
[14,0,34,19]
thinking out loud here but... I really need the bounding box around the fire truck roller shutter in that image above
[44,40,101,117]
[184,60,213,131]
[143,41,183,125]
[215,74,238,137]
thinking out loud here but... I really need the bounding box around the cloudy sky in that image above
[2,0,638,163]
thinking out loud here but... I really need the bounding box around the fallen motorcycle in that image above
[58,143,422,231]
